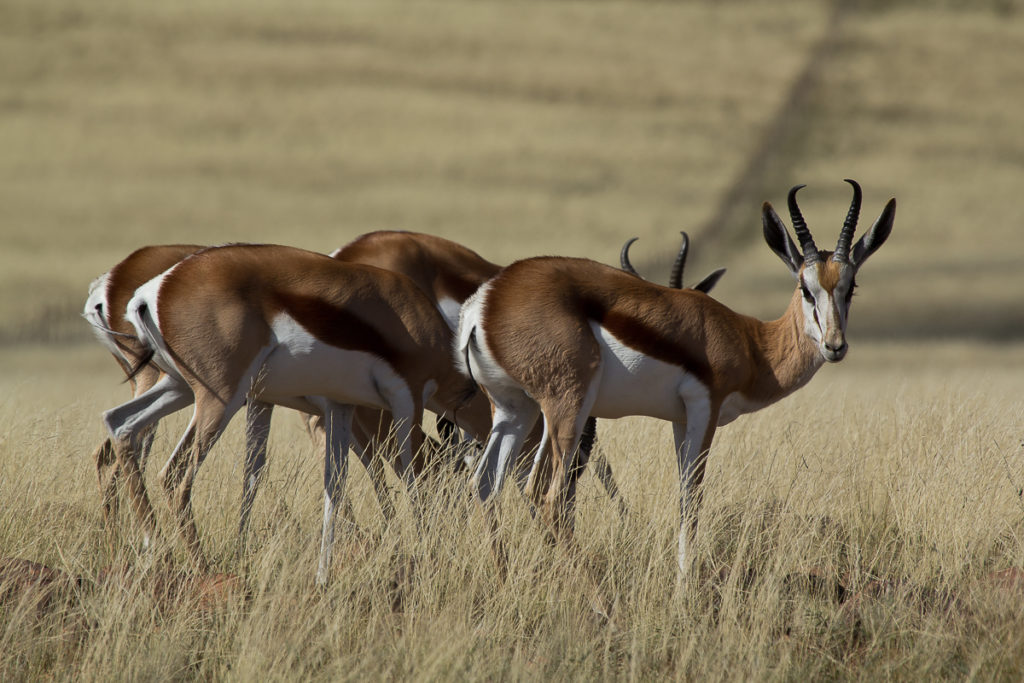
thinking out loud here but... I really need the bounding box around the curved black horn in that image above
[620,237,640,277]
[669,231,689,289]
[787,184,819,264]
[833,178,862,263]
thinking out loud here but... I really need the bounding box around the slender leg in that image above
[93,438,121,526]
[473,396,540,504]
[673,383,718,578]
[94,364,167,527]
[518,418,549,500]
[538,408,591,541]
[537,408,612,619]
[315,400,354,587]
[591,453,629,520]
[103,373,194,549]
[351,409,397,522]
[159,390,243,572]
[238,399,273,555]
[560,416,599,530]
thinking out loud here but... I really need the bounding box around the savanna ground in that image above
[2,0,1023,679]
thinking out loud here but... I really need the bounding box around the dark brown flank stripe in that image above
[271,291,403,370]
[580,292,716,390]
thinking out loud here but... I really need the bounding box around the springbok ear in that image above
[693,268,726,294]
[762,201,802,277]
[852,198,896,267]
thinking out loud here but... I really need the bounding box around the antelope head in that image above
[762,179,896,363]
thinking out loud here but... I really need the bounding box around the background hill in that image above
[3,0,1021,345]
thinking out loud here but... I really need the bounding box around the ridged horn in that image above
[787,184,819,264]
[833,178,862,263]
[669,231,689,289]
[620,237,640,277]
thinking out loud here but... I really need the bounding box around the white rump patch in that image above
[83,272,123,360]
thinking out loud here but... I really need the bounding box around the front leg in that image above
[674,379,718,578]
[314,399,354,588]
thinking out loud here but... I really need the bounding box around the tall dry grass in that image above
[2,342,1023,679]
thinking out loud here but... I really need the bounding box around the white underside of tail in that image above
[125,269,179,378]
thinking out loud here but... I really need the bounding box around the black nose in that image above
[824,341,848,358]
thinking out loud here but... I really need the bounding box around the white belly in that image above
[256,314,408,411]
[588,322,689,422]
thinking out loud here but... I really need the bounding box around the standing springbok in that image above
[103,243,494,584]
[458,180,895,574]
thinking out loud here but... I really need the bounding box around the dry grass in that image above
[2,0,1024,679]
[1,343,1023,679]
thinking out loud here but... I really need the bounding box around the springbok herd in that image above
[85,181,894,586]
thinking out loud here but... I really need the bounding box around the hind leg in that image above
[351,408,397,522]
[312,399,354,587]
[537,405,592,542]
[473,388,540,505]
[159,388,245,572]
[95,364,165,527]
[238,399,273,555]
[103,373,194,550]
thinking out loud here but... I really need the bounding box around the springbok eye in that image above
[800,283,814,304]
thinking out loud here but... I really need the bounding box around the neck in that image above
[751,289,824,403]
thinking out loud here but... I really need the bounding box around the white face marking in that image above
[800,263,854,363]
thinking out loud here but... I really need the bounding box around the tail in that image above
[124,346,156,383]
[454,282,489,383]
[123,291,177,383]
[123,301,158,382]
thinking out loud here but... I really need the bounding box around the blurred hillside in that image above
[0,0,1021,347]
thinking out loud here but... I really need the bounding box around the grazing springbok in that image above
[84,235,503,547]
[458,181,895,575]
[103,244,494,584]
[85,245,204,526]
[87,232,719,550]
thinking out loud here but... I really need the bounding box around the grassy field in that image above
[2,0,1024,679]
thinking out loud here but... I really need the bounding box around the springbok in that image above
[458,181,895,574]
[87,232,720,549]
[102,243,498,584]
[85,245,203,526]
